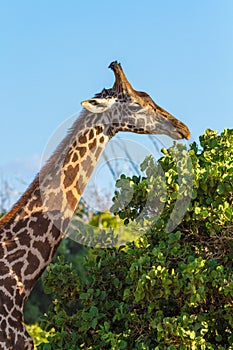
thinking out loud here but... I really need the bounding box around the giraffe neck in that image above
[1,110,111,289]
[0,110,112,349]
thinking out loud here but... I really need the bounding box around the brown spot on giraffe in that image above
[77,146,86,158]
[99,136,105,143]
[12,261,24,276]
[95,126,103,135]
[24,252,40,275]
[66,190,77,211]
[88,138,97,150]
[78,133,87,144]
[28,213,50,237]
[63,164,79,188]
[7,250,26,263]
[33,238,51,261]
[0,261,9,275]
[18,231,31,247]
[72,152,79,162]
[5,240,18,252]
[89,129,94,140]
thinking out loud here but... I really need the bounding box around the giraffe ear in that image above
[81,97,116,113]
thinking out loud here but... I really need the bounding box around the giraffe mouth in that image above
[155,106,191,140]
[160,128,190,140]
[173,123,191,140]
[167,125,191,140]
[171,124,191,140]
[177,130,190,140]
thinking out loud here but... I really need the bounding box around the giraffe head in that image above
[81,61,190,140]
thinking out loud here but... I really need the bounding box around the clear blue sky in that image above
[0,1,233,196]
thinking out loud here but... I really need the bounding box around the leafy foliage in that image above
[38,129,233,349]
[26,324,50,349]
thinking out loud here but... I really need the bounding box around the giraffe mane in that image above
[0,109,89,230]
[0,177,40,229]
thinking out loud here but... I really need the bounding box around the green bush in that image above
[26,324,50,349]
[38,129,233,349]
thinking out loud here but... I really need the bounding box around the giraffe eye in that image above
[89,100,99,106]
[128,103,142,113]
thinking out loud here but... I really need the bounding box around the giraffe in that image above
[0,61,190,349]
